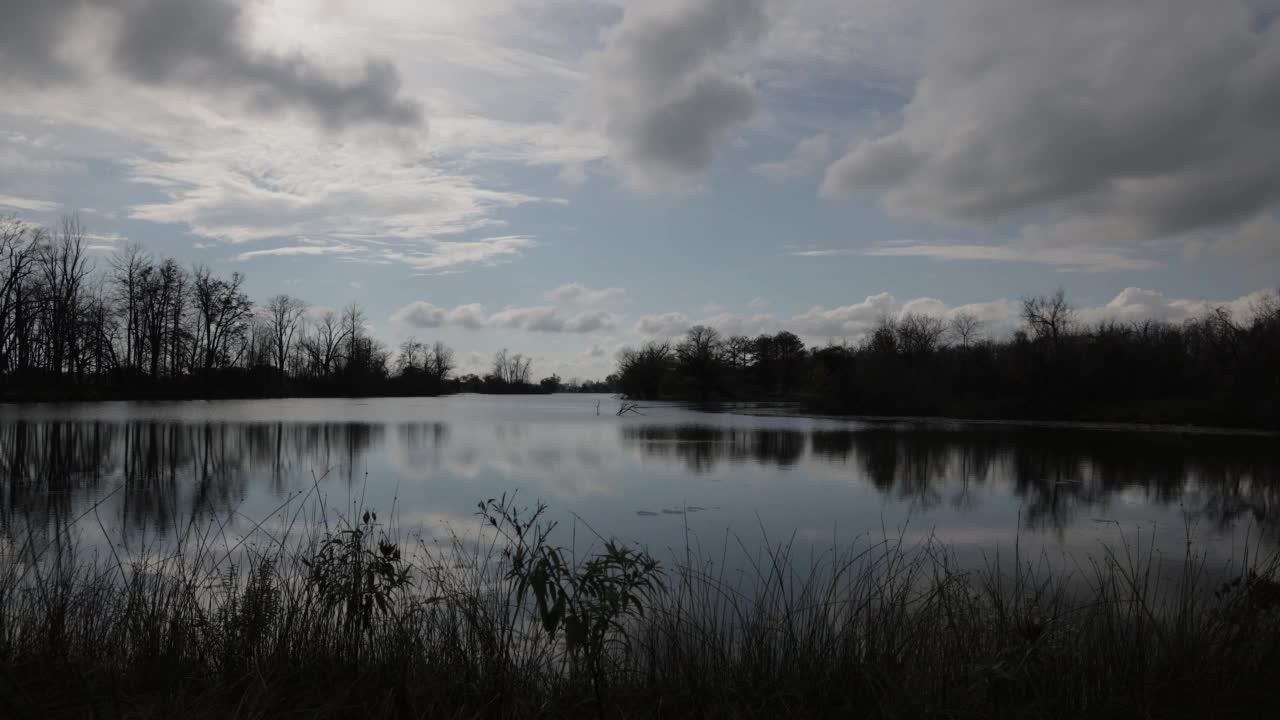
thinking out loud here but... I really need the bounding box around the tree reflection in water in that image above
[0,417,1276,547]
[623,424,1280,536]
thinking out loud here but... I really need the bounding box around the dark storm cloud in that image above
[0,0,423,131]
[580,0,769,187]
[822,0,1280,245]
[0,0,82,84]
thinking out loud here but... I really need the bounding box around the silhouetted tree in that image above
[428,341,454,382]
[192,266,252,372]
[616,341,672,400]
[949,311,982,349]
[267,294,307,376]
[897,313,946,356]
[676,325,724,399]
[1022,288,1074,344]
[612,287,1280,428]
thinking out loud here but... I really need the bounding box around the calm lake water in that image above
[2,394,1277,573]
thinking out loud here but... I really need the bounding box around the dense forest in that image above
[0,214,575,401]
[615,288,1280,428]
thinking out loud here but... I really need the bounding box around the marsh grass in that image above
[1,486,1278,719]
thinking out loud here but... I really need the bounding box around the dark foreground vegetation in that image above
[2,490,1279,719]
[0,214,566,402]
[616,288,1280,428]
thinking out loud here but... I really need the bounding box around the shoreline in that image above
[699,400,1280,437]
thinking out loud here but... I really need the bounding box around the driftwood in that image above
[617,402,645,416]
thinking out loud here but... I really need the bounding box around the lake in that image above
[2,394,1277,574]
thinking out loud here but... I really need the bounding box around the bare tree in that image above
[0,216,39,374]
[428,341,454,381]
[138,257,184,378]
[677,325,723,369]
[948,311,983,349]
[676,325,724,398]
[866,315,899,356]
[191,266,253,371]
[490,348,531,385]
[307,310,348,378]
[725,335,753,369]
[110,242,150,370]
[341,301,367,373]
[266,294,307,375]
[243,316,275,368]
[397,337,425,373]
[897,313,947,356]
[491,348,509,382]
[1022,288,1074,344]
[37,216,93,375]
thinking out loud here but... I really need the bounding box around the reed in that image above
[1,488,1277,718]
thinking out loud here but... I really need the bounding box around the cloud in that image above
[392,302,620,334]
[489,307,620,333]
[634,310,780,339]
[392,302,446,329]
[0,194,59,213]
[0,2,603,278]
[636,287,1277,348]
[234,242,361,261]
[390,302,483,330]
[753,133,831,180]
[634,312,693,337]
[546,283,626,305]
[1078,288,1278,327]
[854,240,1159,272]
[822,0,1280,251]
[381,237,538,274]
[704,312,781,337]
[1196,213,1280,263]
[789,292,899,338]
[445,304,488,330]
[1,0,422,132]
[123,131,546,245]
[576,0,770,188]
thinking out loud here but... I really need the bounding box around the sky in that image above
[2,0,1278,381]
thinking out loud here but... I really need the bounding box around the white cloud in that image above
[446,304,488,330]
[634,312,693,337]
[637,287,1278,347]
[381,237,538,273]
[789,292,899,339]
[0,194,59,212]
[489,306,620,334]
[701,312,780,338]
[546,283,626,305]
[856,240,1159,273]
[392,302,620,334]
[235,242,361,261]
[752,133,831,180]
[1078,288,1278,327]
[0,0,600,278]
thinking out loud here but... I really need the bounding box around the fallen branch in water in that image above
[618,402,645,416]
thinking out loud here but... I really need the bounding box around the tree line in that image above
[0,214,555,400]
[615,287,1280,428]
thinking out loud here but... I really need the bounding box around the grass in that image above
[1,485,1278,719]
